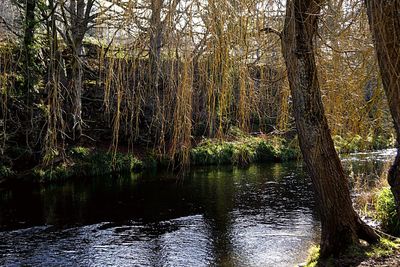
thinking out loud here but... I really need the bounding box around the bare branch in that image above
[260,27,282,38]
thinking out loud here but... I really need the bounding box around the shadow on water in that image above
[0,149,395,266]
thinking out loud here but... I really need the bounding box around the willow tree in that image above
[281,0,378,257]
[365,0,400,225]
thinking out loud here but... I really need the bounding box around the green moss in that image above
[375,187,400,235]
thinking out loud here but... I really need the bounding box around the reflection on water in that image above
[0,149,395,267]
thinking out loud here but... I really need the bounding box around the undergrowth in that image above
[33,147,144,183]
[333,134,395,154]
[375,187,400,235]
[191,131,299,167]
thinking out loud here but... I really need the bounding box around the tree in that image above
[146,0,180,129]
[58,0,97,139]
[281,0,378,257]
[365,0,400,226]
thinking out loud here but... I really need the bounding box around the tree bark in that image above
[365,0,400,224]
[281,0,378,258]
[70,45,83,139]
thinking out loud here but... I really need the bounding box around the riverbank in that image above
[302,173,400,267]
[0,134,299,185]
[0,131,395,186]
[357,250,400,266]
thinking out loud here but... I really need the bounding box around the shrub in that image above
[375,187,400,235]
[254,140,276,161]
[190,135,300,166]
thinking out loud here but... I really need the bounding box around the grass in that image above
[305,245,322,267]
[304,238,400,267]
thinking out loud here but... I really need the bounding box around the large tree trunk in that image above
[281,0,378,258]
[365,0,400,225]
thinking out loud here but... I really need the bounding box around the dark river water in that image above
[0,149,396,267]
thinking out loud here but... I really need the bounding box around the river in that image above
[0,149,396,267]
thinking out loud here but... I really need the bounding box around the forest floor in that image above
[356,251,400,266]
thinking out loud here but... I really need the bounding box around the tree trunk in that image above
[71,45,83,139]
[23,0,36,97]
[62,0,94,140]
[365,0,400,224]
[281,0,378,258]
[149,0,163,94]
